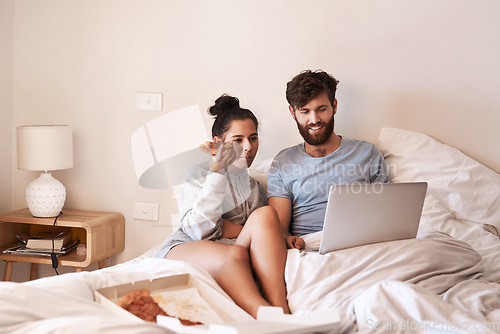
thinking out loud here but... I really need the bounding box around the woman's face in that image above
[215,119,259,169]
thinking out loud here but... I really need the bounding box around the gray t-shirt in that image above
[267,137,389,236]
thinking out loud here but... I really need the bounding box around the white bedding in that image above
[1,128,499,333]
[287,231,500,333]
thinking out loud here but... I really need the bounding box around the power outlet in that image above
[133,202,159,221]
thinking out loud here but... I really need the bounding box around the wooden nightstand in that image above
[0,208,124,281]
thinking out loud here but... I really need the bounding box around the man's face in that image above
[290,92,336,146]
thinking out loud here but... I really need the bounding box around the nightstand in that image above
[0,208,125,281]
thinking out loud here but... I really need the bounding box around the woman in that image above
[157,94,290,318]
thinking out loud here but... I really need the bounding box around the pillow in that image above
[248,158,273,185]
[378,127,500,231]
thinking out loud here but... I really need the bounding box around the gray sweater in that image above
[156,162,267,258]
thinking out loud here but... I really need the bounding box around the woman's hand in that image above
[285,235,305,250]
[206,142,237,173]
[221,219,243,239]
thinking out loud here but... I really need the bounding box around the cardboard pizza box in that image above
[193,307,341,334]
[94,273,341,333]
[94,273,251,324]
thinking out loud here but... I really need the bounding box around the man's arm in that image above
[268,196,305,249]
[268,196,291,232]
[369,145,390,183]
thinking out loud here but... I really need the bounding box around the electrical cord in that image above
[51,212,63,275]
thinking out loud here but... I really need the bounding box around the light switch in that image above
[136,93,162,111]
[133,202,159,221]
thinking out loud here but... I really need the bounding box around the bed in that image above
[1,127,499,333]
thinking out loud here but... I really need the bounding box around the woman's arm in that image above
[178,170,228,240]
[178,142,241,240]
[221,219,243,238]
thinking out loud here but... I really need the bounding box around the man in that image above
[268,70,389,249]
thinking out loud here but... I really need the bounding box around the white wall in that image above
[1,0,14,212]
[5,0,500,280]
[0,0,15,280]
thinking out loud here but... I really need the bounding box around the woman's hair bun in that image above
[208,94,258,138]
[208,94,240,116]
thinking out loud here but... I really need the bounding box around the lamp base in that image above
[26,172,66,217]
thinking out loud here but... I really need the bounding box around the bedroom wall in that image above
[1,0,14,213]
[6,0,500,280]
[0,0,14,281]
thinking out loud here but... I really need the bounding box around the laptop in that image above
[318,182,428,254]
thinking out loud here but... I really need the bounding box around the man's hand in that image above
[221,219,243,239]
[285,235,305,250]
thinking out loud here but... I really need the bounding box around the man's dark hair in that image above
[286,70,339,110]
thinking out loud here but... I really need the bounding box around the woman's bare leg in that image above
[235,206,290,314]
[166,240,271,318]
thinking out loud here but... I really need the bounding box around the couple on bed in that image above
[156,69,389,318]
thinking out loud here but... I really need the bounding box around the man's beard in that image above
[296,115,335,146]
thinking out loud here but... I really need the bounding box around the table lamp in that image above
[16,125,74,217]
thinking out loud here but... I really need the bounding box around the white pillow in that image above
[378,127,500,231]
[248,158,273,185]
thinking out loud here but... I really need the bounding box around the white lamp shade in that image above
[17,125,73,171]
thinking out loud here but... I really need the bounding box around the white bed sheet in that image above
[0,258,242,333]
[286,231,500,333]
[2,230,498,333]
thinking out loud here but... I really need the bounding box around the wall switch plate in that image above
[133,202,159,221]
[136,93,162,111]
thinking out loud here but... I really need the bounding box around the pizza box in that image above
[94,273,251,324]
[197,307,341,334]
[94,273,341,333]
